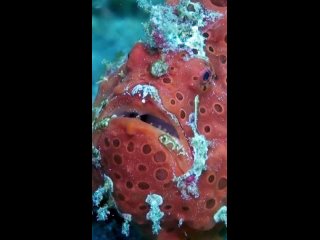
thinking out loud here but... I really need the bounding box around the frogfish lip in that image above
[94,92,193,174]
[113,110,179,139]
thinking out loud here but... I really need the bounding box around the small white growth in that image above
[166,111,180,125]
[92,186,105,207]
[187,95,210,176]
[118,70,125,78]
[151,59,168,77]
[121,213,132,237]
[124,85,130,93]
[93,175,114,221]
[188,96,210,178]
[93,114,117,131]
[188,133,210,177]
[175,95,210,199]
[176,179,199,199]
[214,206,227,227]
[96,76,109,84]
[103,174,114,194]
[92,175,113,207]
[92,145,101,168]
[96,204,110,221]
[145,194,164,235]
[131,84,162,104]
[178,218,184,228]
[92,98,109,130]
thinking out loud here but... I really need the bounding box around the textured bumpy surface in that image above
[92,0,227,239]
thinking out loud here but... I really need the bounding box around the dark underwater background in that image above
[92,0,163,239]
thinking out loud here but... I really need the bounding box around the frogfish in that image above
[92,0,227,239]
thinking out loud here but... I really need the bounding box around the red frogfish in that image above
[92,0,227,239]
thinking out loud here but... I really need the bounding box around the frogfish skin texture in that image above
[92,0,227,239]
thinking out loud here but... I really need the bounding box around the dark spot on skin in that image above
[139,205,147,210]
[208,174,215,183]
[164,205,172,210]
[206,199,216,209]
[155,168,168,181]
[126,181,133,189]
[142,144,152,154]
[218,177,227,189]
[113,139,120,147]
[104,138,110,147]
[113,154,122,165]
[219,55,227,64]
[214,104,223,113]
[138,164,147,171]
[138,182,150,190]
[180,110,186,119]
[117,193,125,201]
[182,206,189,211]
[163,182,172,188]
[163,77,171,84]
[176,92,184,101]
[114,173,121,179]
[127,142,134,152]
[154,151,166,163]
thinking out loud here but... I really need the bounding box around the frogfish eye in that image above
[203,70,211,81]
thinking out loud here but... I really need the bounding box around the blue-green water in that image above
[92,0,164,102]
